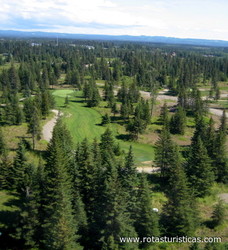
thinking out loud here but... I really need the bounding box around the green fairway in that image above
[52,89,154,163]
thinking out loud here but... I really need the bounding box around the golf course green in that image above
[52,89,154,164]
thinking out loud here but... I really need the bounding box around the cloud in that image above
[0,0,227,40]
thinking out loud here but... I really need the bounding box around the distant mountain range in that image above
[0,30,228,47]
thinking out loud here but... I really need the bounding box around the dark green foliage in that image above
[100,128,116,159]
[219,110,227,134]
[134,174,160,247]
[4,94,23,125]
[104,81,115,107]
[0,128,7,156]
[159,102,169,128]
[8,64,20,91]
[13,141,28,192]
[64,95,69,106]
[212,113,228,184]
[65,69,81,88]
[187,136,214,197]
[87,84,100,107]
[41,90,50,117]
[27,106,41,149]
[213,129,228,184]
[23,97,36,123]
[111,102,118,116]
[15,163,44,248]
[42,120,81,249]
[100,160,138,249]
[118,146,138,216]
[102,113,111,125]
[155,125,175,183]
[206,117,216,157]
[161,146,198,236]
[211,200,226,228]
[170,106,186,135]
[120,101,131,120]
[0,156,14,189]
[126,116,144,140]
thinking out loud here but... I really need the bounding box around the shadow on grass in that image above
[203,219,216,229]
[70,99,85,104]
[147,173,163,192]
[111,116,128,126]
[116,134,132,141]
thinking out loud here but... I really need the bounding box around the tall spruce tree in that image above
[13,141,28,192]
[42,119,81,249]
[170,106,186,135]
[134,174,160,247]
[0,127,7,156]
[155,124,175,184]
[100,160,138,250]
[27,106,41,150]
[213,129,228,184]
[161,145,198,236]
[187,136,214,197]
[15,163,43,249]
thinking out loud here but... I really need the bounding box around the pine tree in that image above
[27,106,41,150]
[70,160,88,246]
[126,116,144,140]
[170,106,186,135]
[100,128,115,160]
[42,119,81,249]
[15,163,43,248]
[159,102,169,128]
[161,146,198,236]
[211,200,226,228]
[187,136,214,197]
[13,141,28,192]
[102,113,110,125]
[0,155,14,190]
[213,129,228,184]
[8,64,20,91]
[134,174,160,247]
[219,109,227,134]
[206,117,216,157]
[41,90,50,117]
[118,146,138,217]
[111,102,118,116]
[0,128,7,156]
[64,95,69,107]
[155,125,175,183]
[100,160,138,249]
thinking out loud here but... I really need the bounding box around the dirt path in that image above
[137,167,160,174]
[218,193,228,203]
[209,108,228,117]
[142,88,227,118]
[42,109,60,142]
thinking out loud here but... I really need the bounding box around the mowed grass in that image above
[52,89,154,163]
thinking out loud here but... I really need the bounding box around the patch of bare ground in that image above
[49,84,75,89]
[209,108,228,118]
[42,110,61,142]
[139,132,159,145]
[137,166,160,174]
[171,135,192,146]
[218,193,228,203]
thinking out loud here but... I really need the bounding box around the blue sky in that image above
[0,0,228,40]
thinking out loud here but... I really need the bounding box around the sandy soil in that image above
[209,108,228,117]
[137,167,160,174]
[42,110,60,142]
[218,193,228,203]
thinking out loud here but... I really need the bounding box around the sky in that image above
[0,0,228,40]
